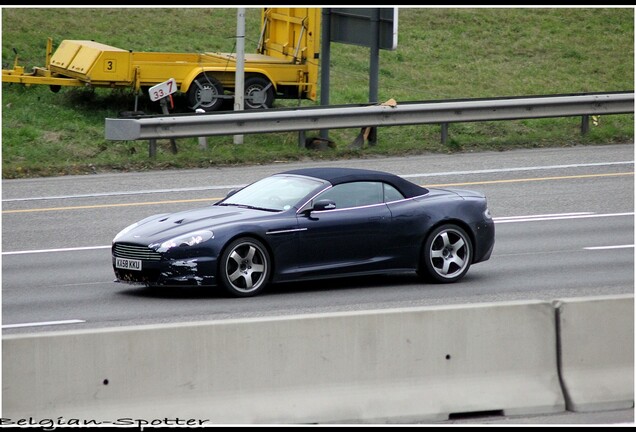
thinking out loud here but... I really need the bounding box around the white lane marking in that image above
[2,319,86,329]
[584,245,635,250]
[3,212,633,255]
[4,161,633,202]
[402,161,634,179]
[494,212,634,223]
[2,245,111,255]
[494,212,593,220]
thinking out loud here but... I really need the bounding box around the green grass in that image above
[2,7,633,179]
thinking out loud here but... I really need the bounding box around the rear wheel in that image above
[188,73,224,112]
[244,76,275,109]
[219,237,271,297]
[419,224,472,283]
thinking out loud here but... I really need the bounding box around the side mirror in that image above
[313,199,336,211]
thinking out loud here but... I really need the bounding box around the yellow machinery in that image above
[2,8,321,112]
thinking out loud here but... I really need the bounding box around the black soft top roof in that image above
[279,167,428,198]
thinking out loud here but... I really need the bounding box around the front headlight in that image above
[484,208,492,220]
[113,222,139,243]
[152,230,214,253]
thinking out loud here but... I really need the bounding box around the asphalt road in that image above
[1,143,634,424]
[3,143,633,334]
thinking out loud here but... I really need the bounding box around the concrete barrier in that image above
[556,294,634,412]
[2,300,564,424]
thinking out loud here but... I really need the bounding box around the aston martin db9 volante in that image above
[112,167,495,297]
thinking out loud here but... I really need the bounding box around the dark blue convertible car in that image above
[112,167,495,297]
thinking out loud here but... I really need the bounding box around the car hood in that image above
[115,205,277,244]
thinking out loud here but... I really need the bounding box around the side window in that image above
[383,183,405,202]
[315,182,383,209]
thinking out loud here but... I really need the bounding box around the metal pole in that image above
[196,109,208,150]
[368,8,380,146]
[369,9,380,105]
[319,8,331,142]
[234,8,246,145]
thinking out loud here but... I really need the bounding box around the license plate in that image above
[115,257,142,271]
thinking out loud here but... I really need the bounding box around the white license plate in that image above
[115,257,142,271]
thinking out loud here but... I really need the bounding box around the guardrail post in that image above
[581,115,590,135]
[196,109,208,150]
[159,98,178,154]
[149,139,157,158]
[368,126,377,146]
[441,123,449,145]
[298,131,306,149]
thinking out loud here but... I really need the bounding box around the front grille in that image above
[113,243,162,261]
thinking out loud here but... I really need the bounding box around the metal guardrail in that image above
[104,91,634,153]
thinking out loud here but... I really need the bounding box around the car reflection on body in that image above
[112,167,495,297]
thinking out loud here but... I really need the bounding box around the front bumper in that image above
[113,255,218,287]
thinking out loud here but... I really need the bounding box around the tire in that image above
[188,73,224,112]
[244,76,275,109]
[419,224,472,283]
[219,237,271,297]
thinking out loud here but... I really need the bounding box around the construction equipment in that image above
[2,8,321,112]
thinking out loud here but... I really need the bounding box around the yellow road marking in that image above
[3,172,633,214]
[3,198,216,214]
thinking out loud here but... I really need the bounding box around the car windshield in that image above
[219,175,325,211]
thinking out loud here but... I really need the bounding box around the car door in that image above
[294,181,393,277]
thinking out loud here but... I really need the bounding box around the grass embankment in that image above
[1,7,633,179]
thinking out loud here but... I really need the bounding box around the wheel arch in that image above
[243,70,277,92]
[180,68,225,94]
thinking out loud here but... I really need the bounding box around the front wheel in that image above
[419,224,472,283]
[219,237,271,297]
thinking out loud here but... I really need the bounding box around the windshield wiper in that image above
[241,205,279,212]
[218,203,279,212]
